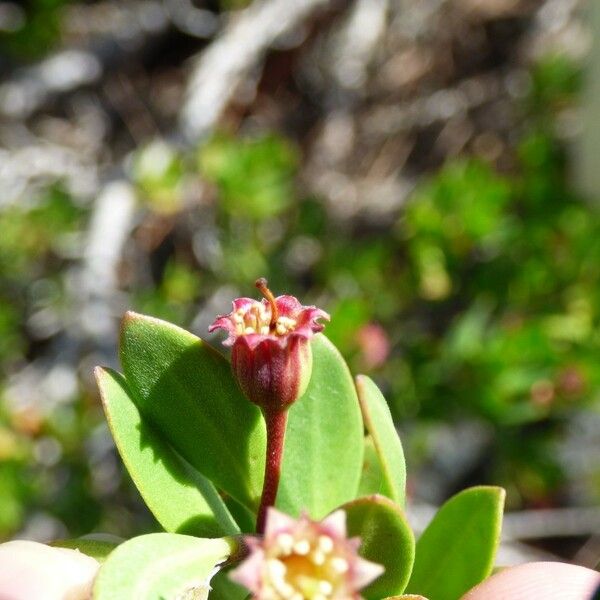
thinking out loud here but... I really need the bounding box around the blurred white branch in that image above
[0,143,99,207]
[0,1,170,120]
[574,0,600,199]
[162,0,219,38]
[502,507,600,542]
[0,50,102,120]
[79,180,137,344]
[327,0,388,91]
[180,0,330,140]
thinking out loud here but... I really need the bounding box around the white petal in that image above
[264,508,298,539]
[351,556,385,589]
[320,510,347,538]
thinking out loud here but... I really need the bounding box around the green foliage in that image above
[528,54,581,115]
[132,140,187,214]
[0,460,26,534]
[95,313,504,598]
[344,496,415,599]
[208,568,250,600]
[0,0,69,59]
[406,487,505,600]
[0,187,103,540]
[52,538,119,562]
[358,436,389,498]
[119,312,266,512]
[0,187,82,362]
[133,260,201,325]
[276,335,364,519]
[356,376,406,506]
[96,367,239,537]
[199,132,298,220]
[93,533,235,599]
[0,186,82,274]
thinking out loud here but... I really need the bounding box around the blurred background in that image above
[1,0,599,567]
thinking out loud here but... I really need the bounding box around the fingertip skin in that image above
[462,561,600,600]
[0,540,99,600]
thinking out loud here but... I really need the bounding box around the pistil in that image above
[256,278,279,331]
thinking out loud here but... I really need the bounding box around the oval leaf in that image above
[94,533,234,599]
[209,567,250,600]
[406,486,505,600]
[384,596,429,600]
[343,495,415,599]
[358,436,388,497]
[356,375,406,506]
[119,312,266,511]
[276,335,364,519]
[224,496,256,534]
[96,367,239,537]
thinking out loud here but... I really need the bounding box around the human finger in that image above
[0,540,99,600]
[462,561,600,600]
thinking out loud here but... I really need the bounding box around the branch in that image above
[180,0,330,140]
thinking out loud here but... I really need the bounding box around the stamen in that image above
[330,557,349,573]
[256,278,279,330]
[318,536,334,554]
[318,581,333,595]
[276,533,295,555]
[293,540,311,555]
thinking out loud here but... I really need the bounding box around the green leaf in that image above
[276,334,364,519]
[209,568,249,600]
[356,375,406,506]
[224,496,256,534]
[406,486,505,600]
[94,533,235,599]
[119,312,266,511]
[384,596,429,600]
[343,495,415,599]
[95,367,239,537]
[51,538,118,562]
[358,436,387,497]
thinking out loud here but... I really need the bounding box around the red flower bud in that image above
[209,280,329,412]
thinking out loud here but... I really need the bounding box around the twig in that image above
[78,180,138,354]
[180,0,330,140]
[0,1,170,120]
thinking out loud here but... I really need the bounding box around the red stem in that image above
[256,408,288,534]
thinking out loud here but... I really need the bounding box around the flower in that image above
[230,508,384,600]
[209,279,329,412]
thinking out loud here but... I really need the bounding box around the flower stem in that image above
[256,408,288,534]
